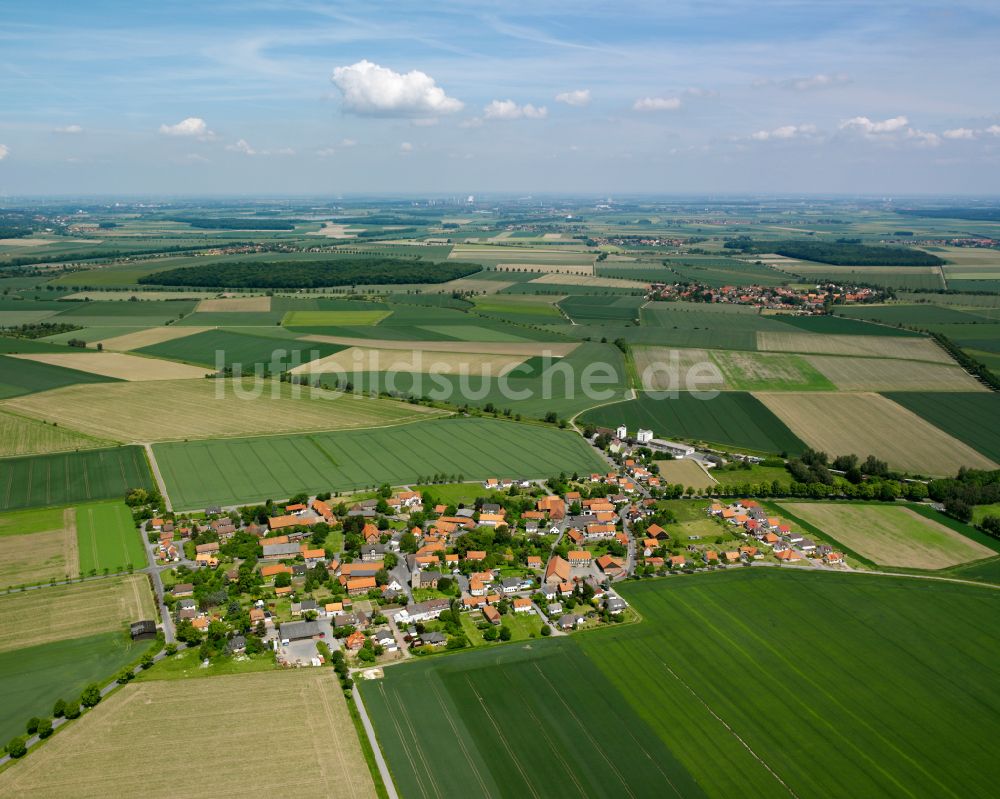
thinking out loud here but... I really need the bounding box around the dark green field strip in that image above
[558,294,644,324]
[500,282,644,296]
[773,315,922,337]
[51,299,198,318]
[361,638,704,799]
[0,631,154,742]
[0,354,120,400]
[153,417,606,509]
[882,392,1000,463]
[174,310,288,326]
[0,446,154,511]
[0,337,87,354]
[589,571,1000,798]
[579,391,806,455]
[136,328,345,369]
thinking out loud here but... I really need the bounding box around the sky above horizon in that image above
[1,0,999,197]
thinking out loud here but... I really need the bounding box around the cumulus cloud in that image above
[789,73,850,91]
[339,138,358,147]
[907,129,940,147]
[750,123,817,141]
[400,142,413,153]
[0,144,8,160]
[633,96,681,112]
[331,60,462,117]
[555,89,591,107]
[226,139,257,155]
[840,115,909,134]
[159,117,213,137]
[943,128,976,140]
[987,125,1000,136]
[54,124,83,134]
[483,100,548,120]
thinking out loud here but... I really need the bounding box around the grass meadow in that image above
[153,417,607,509]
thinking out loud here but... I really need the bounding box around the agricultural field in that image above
[360,637,703,799]
[301,333,578,357]
[771,314,922,336]
[779,502,997,569]
[579,570,1000,798]
[153,417,607,509]
[802,354,986,392]
[835,303,991,326]
[580,391,806,455]
[0,445,155,511]
[2,379,445,442]
[711,350,834,391]
[470,294,567,325]
[0,574,155,652]
[0,506,76,588]
[755,392,998,474]
[0,353,118,399]
[0,670,376,799]
[75,501,146,575]
[883,392,1000,463]
[9,351,213,381]
[135,328,346,370]
[633,346,725,392]
[289,346,531,377]
[755,331,951,362]
[283,309,392,326]
[559,294,644,323]
[195,295,271,312]
[95,325,211,351]
[0,632,154,744]
[0,408,112,457]
[656,458,717,490]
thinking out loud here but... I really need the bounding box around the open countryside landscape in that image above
[3,2,1000,795]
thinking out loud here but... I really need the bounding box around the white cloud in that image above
[54,124,83,134]
[331,60,462,117]
[0,144,8,160]
[317,147,337,157]
[339,138,358,147]
[226,138,257,155]
[987,125,1000,136]
[750,124,817,141]
[555,89,591,107]
[400,142,413,153]
[159,117,213,137]
[789,73,850,91]
[943,128,976,140]
[840,115,908,134]
[907,129,941,147]
[633,96,681,112]
[483,100,548,120]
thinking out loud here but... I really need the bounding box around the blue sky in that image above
[1,0,998,195]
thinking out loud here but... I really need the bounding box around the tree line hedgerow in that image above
[139,258,481,289]
[723,236,945,267]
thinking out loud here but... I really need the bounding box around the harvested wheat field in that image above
[96,325,211,352]
[528,272,648,288]
[0,574,154,652]
[0,669,377,799]
[8,352,212,381]
[0,408,112,456]
[196,296,271,312]
[436,277,515,294]
[633,346,725,391]
[2,379,446,442]
[292,346,531,376]
[756,332,952,363]
[780,503,995,569]
[755,392,998,475]
[656,458,717,489]
[804,355,986,392]
[0,509,78,589]
[302,334,578,357]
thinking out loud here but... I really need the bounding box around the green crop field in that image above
[0,408,113,457]
[0,631,154,743]
[576,570,1000,798]
[559,294,644,323]
[76,501,146,574]
[772,314,921,336]
[835,303,992,326]
[283,309,391,327]
[153,416,606,509]
[580,391,806,455]
[136,328,345,369]
[882,392,1000,463]
[0,446,155,511]
[360,637,704,799]
[0,353,119,399]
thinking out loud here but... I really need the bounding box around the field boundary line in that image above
[143,443,172,511]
